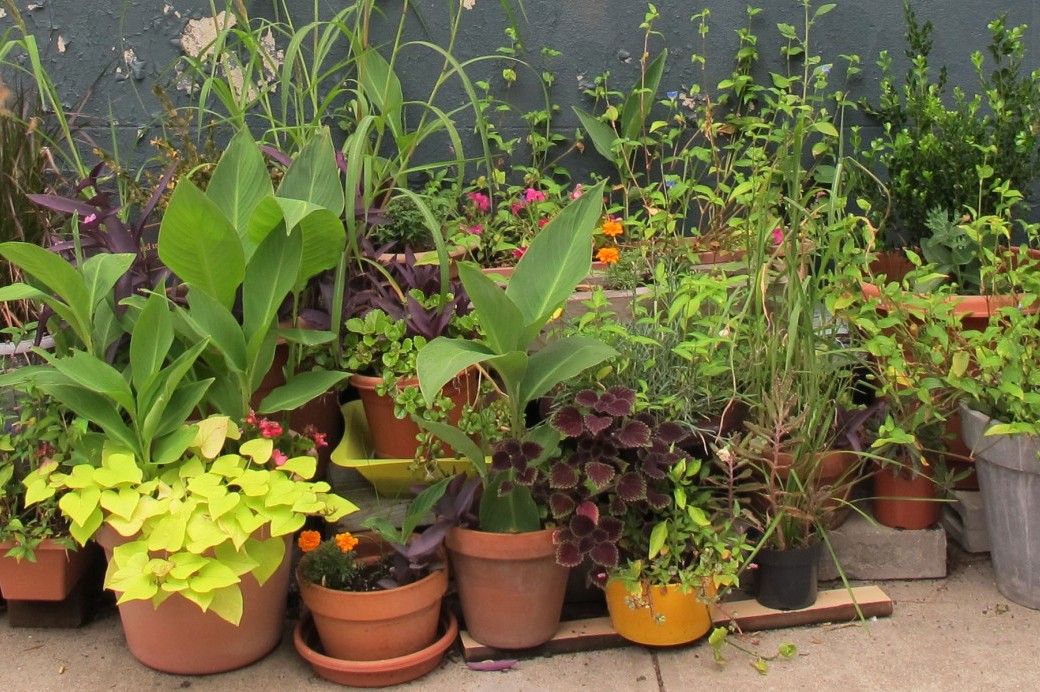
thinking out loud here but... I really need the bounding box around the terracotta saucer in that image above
[293,611,458,688]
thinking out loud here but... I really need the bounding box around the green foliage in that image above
[25,416,356,624]
[159,128,349,421]
[862,1,1040,245]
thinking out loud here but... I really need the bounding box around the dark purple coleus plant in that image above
[547,387,692,572]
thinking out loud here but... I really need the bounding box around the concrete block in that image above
[942,490,990,553]
[819,509,946,581]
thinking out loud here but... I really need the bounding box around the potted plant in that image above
[944,277,1040,609]
[415,179,617,649]
[546,386,750,645]
[0,389,97,602]
[342,249,480,463]
[293,480,456,687]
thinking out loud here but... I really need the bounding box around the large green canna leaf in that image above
[506,179,605,326]
[0,241,92,343]
[572,107,620,162]
[80,253,135,314]
[621,49,668,141]
[276,128,344,216]
[206,129,273,235]
[242,228,302,357]
[358,49,404,144]
[158,179,245,309]
[295,207,346,286]
[518,336,618,405]
[456,262,524,354]
[416,338,495,407]
[182,288,248,374]
[46,350,135,414]
[39,384,138,454]
[257,370,349,414]
[129,292,174,394]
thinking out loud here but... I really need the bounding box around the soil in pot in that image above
[350,370,478,460]
[446,526,569,649]
[872,464,941,530]
[605,580,711,646]
[753,540,823,611]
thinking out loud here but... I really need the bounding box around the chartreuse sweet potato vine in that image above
[23,417,356,625]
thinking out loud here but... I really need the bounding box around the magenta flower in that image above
[467,191,490,212]
[272,450,288,466]
[570,184,584,200]
[259,420,283,439]
[466,224,484,236]
[513,247,528,259]
[538,218,549,228]
[82,213,97,225]
[511,201,526,215]
[524,188,547,203]
[772,227,784,245]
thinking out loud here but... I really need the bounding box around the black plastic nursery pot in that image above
[753,540,823,611]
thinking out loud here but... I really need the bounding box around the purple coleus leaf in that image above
[589,541,620,568]
[569,513,596,538]
[552,406,584,437]
[575,500,599,523]
[550,462,580,489]
[602,387,636,416]
[584,413,613,435]
[656,421,689,445]
[549,492,577,518]
[646,488,671,510]
[616,472,648,503]
[615,420,651,448]
[585,461,616,490]
[600,516,624,542]
[555,542,582,568]
[574,390,600,408]
[515,466,538,486]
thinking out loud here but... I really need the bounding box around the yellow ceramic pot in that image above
[605,580,712,646]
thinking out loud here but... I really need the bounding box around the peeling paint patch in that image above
[0,10,6,19]
[56,35,67,54]
[178,12,283,98]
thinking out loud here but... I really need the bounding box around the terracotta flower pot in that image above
[294,611,458,688]
[96,527,292,674]
[605,580,712,646]
[446,526,569,649]
[350,370,478,460]
[0,540,97,601]
[297,564,448,661]
[759,449,860,529]
[872,464,941,530]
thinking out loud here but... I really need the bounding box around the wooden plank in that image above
[460,585,894,662]
[711,585,894,632]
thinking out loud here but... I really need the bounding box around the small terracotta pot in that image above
[446,526,569,649]
[0,540,97,601]
[759,449,860,529]
[350,370,478,460]
[294,611,458,688]
[872,465,941,530]
[605,580,712,646]
[96,526,292,674]
[297,563,448,661]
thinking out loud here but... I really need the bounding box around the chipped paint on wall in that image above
[177,11,282,99]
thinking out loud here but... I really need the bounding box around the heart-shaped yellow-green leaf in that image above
[61,464,99,490]
[192,417,233,459]
[208,490,241,521]
[168,553,208,580]
[240,438,273,464]
[187,472,223,499]
[190,561,240,593]
[235,469,271,497]
[267,507,304,538]
[206,584,243,625]
[68,509,104,546]
[178,586,214,613]
[100,487,142,522]
[279,455,316,479]
[210,454,246,479]
[94,451,144,488]
[185,513,231,554]
[244,536,286,586]
[24,476,56,506]
[59,486,102,528]
[232,507,266,541]
[214,542,260,577]
[146,511,190,553]
[263,475,299,507]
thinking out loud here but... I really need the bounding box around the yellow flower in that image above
[601,219,624,237]
[596,247,620,264]
[297,530,321,553]
[335,532,359,554]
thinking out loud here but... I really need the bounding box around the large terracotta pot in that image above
[297,563,448,661]
[350,370,478,460]
[96,527,292,674]
[872,464,941,530]
[605,580,712,646]
[446,526,569,649]
[0,540,97,601]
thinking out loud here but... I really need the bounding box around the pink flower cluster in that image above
[467,191,490,212]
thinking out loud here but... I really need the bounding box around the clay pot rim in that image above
[859,280,1029,318]
[297,562,448,603]
[446,526,556,561]
[293,610,458,674]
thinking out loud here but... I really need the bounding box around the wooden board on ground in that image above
[459,585,893,662]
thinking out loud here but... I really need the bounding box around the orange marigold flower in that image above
[297,530,322,553]
[596,247,620,264]
[601,219,624,237]
[335,532,359,554]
